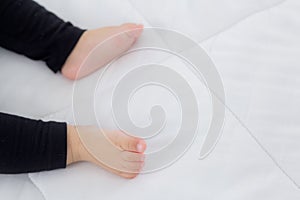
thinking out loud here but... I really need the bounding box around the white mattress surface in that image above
[1,0,300,199]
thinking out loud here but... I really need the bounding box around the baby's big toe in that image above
[120,23,144,39]
[112,131,147,153]
[123,136,146,153]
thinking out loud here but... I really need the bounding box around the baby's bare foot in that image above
[67,125,146,179]
[62,23,143,80]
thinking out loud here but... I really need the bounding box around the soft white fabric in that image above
[1,0,300,199]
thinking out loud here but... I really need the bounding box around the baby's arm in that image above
[0,112,67,173]
[0,0,84,73]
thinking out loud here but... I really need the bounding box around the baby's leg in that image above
[67,125,146,179]
[61,23,143,80]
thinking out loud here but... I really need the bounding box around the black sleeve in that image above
[0,112,67,174]
[0,0,85,72]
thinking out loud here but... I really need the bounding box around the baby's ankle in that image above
[66,125,85,165]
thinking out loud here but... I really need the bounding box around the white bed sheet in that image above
[1,0,300,199]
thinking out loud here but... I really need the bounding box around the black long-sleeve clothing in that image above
[0,112,67,173]
[0,0,85,173]
[0,0,84,72]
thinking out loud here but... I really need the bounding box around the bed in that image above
[1,0,300,199]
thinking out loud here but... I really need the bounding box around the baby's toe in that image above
[111,131,147,153]
[121,151,145,162]
[119,23,144,39]
[120,160,144,172]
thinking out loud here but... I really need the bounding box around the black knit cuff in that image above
[46,121,67,170]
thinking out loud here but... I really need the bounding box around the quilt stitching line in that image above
[27,174,47,200]
[200,0,287,43]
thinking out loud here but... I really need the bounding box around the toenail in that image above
[137,143,143,152]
